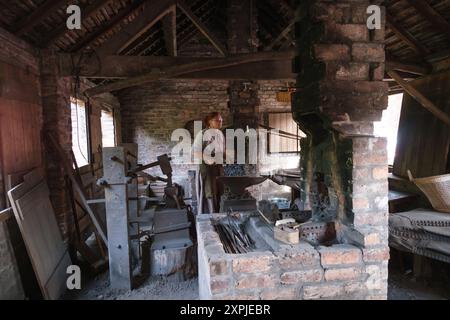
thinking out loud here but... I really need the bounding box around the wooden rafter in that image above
[162,6,177,56]
[408,0,450,40]
[386,60,430,75]
[388,70,450,126]
[95,0,176,56]
[386,13,431,57]
[12,0,66,36]
[177,0,227,56]
[265,20,295,51]
[84,50,294,96]
[43,0,115,48]
[69,0,147,53]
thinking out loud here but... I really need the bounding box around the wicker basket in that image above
[407,170,450,213]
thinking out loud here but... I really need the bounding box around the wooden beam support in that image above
[58,53,295,79]
[162,6,177,56]
[95,0,175,56]
[43,0,114,48]
[408,0,450,40]
[12,0,66,36]
[386,13,431,57]
[84,50,294,96]
[388,70,450,126]
[69,0,147,53]
[177,0,227,56]
[386,60,430,75]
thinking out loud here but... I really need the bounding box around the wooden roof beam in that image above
[69,0,147,53]
[43,0,115,48]
[408,0,450,40]
[386,60,430,75]
[162,7,177,56]
[388,70,450,126]
[386,13,431,57]
[84,50,294,96]
[177,0,227,56]
[12,0,67,36]
[95,0,176,56]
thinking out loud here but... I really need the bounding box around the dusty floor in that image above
[64,272,199,300]
[64,269,448,300]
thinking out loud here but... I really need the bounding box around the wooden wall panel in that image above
[393,71,450,178]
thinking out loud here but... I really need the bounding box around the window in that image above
[267,112,304,153]
[101,109,115,147]
[374,93,403,165]
[71,97,89,167]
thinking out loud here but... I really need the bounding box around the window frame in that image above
[265,111,302,154]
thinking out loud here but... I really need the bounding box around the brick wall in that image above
[118,79,299,198]
[197,214,388,300]
[119,80,230,185]
[291,0,390,299]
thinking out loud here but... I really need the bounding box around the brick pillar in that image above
[40,50,73,239]
[292,0,389,299]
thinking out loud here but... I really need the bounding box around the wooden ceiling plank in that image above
[43,0,115,48]
[177,0,227,56]
[68,0,147,53]
[13,0,67,36]
[408,0,450,39]
[162,6,177,56]
[388,70,450,126]
[95,0,175,56]
[386,13,431,57]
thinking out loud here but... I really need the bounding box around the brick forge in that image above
[196,0,389,300]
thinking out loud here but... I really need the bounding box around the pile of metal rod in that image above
[214,216,254,254]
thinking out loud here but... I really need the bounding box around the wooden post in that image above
[103,147,132,290]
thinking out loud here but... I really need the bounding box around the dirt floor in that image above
[64,269,448,300]
[64,272,199,300]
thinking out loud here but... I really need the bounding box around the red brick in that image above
[260,288,297,300]
[363,247,390,263]
[324,267,361,281]
[235,274,277,289]
[278,249,320,270]
[354,212,388,227]
[319,245,362,266]
[303,284,343,299]
[335,24,369,42]
[352,43,385,62]
[335,63,369,81]
[281,269,323,284]
[210,259,230,276]
[210,278,231,294]
[232,256,272,273]
[372,166,388,180]
[353,197,370,210]
[314,44,350,61]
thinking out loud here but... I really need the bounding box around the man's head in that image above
[204,112,223,129]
